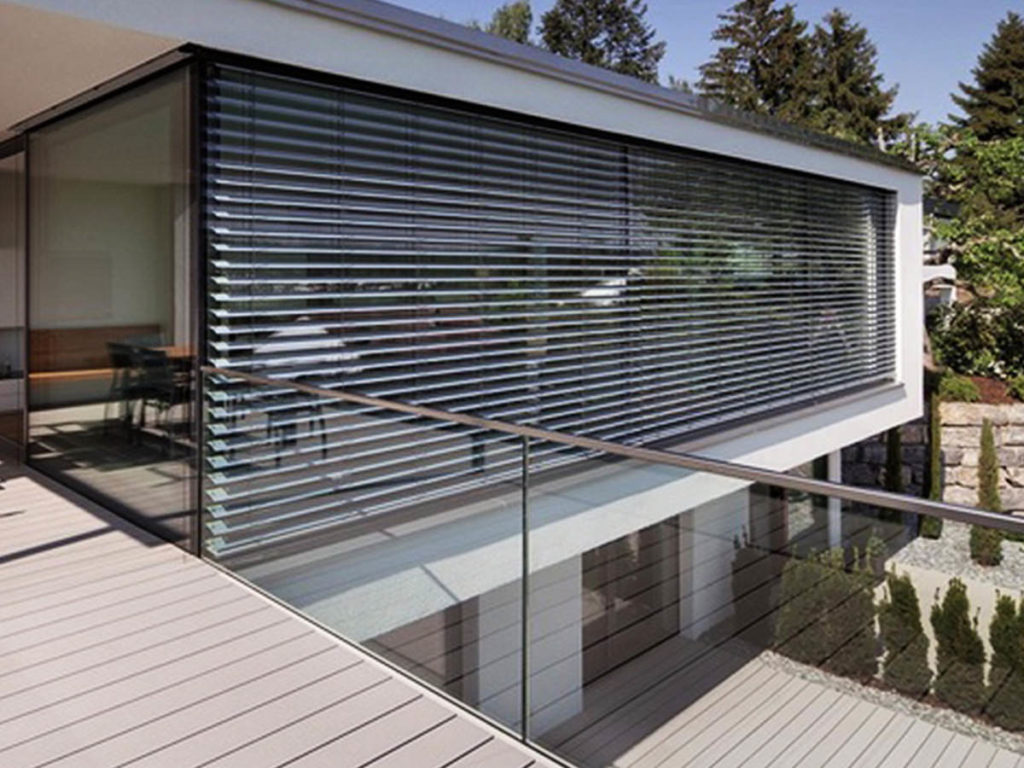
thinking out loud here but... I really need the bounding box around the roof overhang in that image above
[1,0,919,180]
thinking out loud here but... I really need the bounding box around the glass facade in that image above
[9,53,914,767]
[26,69,196,546]
[0,148,25,446]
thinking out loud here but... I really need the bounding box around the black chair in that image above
[103,342,142,433]
[133,348,191,455]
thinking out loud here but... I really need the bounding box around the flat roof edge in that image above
[265,0,921,175]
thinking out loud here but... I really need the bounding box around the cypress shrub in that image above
[979,418,1002,512]
[931,578,986,714]
[986,594,1024,730]
[972,418,1004,565]
[774,548,878,682]
[823,549,879,682]
[878,570,932,697]
[920,393,943,539]
[885,427,904,494]
[774,552,834,666]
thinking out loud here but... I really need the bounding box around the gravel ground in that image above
[759,649,1024,755]
[891,521,1024,592]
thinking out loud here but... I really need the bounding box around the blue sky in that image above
[390,0,1017,125]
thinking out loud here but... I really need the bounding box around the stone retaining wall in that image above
[842,402,1024,513]
[940,403,1024,512]
[841,417,927,498]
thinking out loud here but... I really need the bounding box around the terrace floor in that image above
[0,449,546,768]
[2,446,1022,768]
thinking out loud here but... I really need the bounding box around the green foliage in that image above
[930,302,1024,381]
[774,548,878,681]
[878,571,932,697]
[931,578,987,714]
[951,12,1024,142]
[539,0,665,83]
[920,394,944,538]
[1009,376,1024,402]
[806,9,907,146]
[697,0,814,123]
[971,525,1003,566]
[979,418,1003,513]
[937,373,981,405]
[884,427,904,494]
[478,0,533,44]
[986,593,1024,730]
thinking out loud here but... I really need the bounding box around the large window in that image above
[199,62,900,745]
[202,64,897,558]
[27,69,196,547]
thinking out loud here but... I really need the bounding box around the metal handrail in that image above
[202,365,1024,534]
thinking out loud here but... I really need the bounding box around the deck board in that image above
[3,451,1023,768]
[0,456,546,768]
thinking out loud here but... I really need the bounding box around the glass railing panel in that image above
[199,368,1024,765]
[524,444,1022,767]
[201,371,527,733]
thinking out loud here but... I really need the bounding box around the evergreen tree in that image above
[920,393,944,538]
[480,1,533,44]
[539,0,665,84]
[986,593,1024,730]
[807,9,906,147]
[774,548,877,681]
[952,12,1024,141]
[884,427,904,494]
[979,417,1002,513]
[878,571,932,697]
[667,74,694,94]
[931,578,986,714]
[697,0,814,124]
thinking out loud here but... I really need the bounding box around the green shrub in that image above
[979,418,1002,513]
[1010,376,1024,402]
[971,419,1004,565]
[774,548,878,682]
[986,594,1024,730]
[938,373,981,403]
[921,393,944,538]
[931,578,986,715]
[884,427,904,494]
[878,571,932,697]
[971,525,1004,566]
[929,301,1024,381]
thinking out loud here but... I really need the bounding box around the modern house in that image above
[1,1,984,767]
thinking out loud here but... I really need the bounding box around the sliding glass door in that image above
[0,147,25,448]
[26,69,197,547]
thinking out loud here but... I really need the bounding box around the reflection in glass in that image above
[0,150,25,446]
[202,372,526,733]
[27,70,195,546]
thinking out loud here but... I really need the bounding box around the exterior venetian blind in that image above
[202,64,897,557]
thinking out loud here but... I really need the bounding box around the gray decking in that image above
[0,453,545,768]
[3,449,1023,768]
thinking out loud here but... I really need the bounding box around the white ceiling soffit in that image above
[0,1,181,140]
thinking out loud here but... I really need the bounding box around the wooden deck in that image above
[0,451,545,768]
[2,447,1022,768]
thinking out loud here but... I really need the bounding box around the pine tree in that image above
[952,12,1024,141]
[479,1,533,45]
[879,571,932,697]
[539,0,665,84]
[807,9,907,147]
[697,0,814,124]
[986,593,1024,730]
[931,578,986,714]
